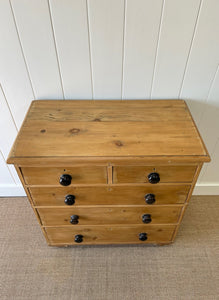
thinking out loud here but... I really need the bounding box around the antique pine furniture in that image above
[7,100,210,246]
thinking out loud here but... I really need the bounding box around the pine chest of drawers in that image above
[7,100,210,246]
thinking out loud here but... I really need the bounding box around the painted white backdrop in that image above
[0,0,219,196]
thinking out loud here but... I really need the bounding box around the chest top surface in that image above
[7,100,210,164]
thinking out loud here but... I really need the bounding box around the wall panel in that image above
[122,0,163,99]
[0,85,17,159]
[197,67,219,183]
[0,0,219,195]
[11,0,64,99]
[0,85,21,185]
[0,0,34,128]
[87,0,124,99]
[180,0,219,123]
[0,151,15,185]
[200,139,219,184]
[49,0,92,99]
[151,0,200,98]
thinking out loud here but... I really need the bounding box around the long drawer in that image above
[30,185,190,206]
[45,224,176,245]
[37,206,182,226]
[22,166,107,185]
[113,165,197,183]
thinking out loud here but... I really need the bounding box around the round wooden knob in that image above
[144,193,156,204]
[70,215,79,224]
[148,172,160,184]
[139,232,147,241]
[142,214,152,224]
[74,234,83,243]
[59,174,72,186]
[65,194,75,205]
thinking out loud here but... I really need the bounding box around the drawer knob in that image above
[60,174,72,186]
[148,172,160,184]
[65,194,75,205]
[139,232,147,241]
[74,234,83,243]
[70,215,79,224]
[142,214,152,224]
[145,193,156,204]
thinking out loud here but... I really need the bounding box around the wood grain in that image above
[6,100,210,246]
[9,156,210,166]
[7,100,210,164]
[26,100,190,122]
[22,166,107,185]
[113,165,197,183]
[29,185,190,206]
[45,224,176,245]
[37,205,182,226]
[171,163,203,242]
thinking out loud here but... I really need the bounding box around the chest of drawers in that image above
[7,100,210,246]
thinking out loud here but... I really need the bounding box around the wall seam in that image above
[9,0,36,99]
[178,0,203,98]
[0,150,17,185]
[197,63,219,126]
[199,136,219,183]
[86,0,94,100]
[0,84,18,132]
[150,0,165,99]
[47,0,65,99]
[121,0,127,100]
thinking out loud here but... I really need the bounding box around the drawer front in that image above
[113,165,197,183]
[30,185,190,206]
[45,225,176,245]
[37,206,182,226]
[22,166,107,185]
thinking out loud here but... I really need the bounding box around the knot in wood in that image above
[115,140,123,147]
[69,128,80,135]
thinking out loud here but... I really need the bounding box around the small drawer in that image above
[29,185,190,206]
[113,165,197,184]
[37,205,182,226]
[45,224,176,245]
[22,166,107,185]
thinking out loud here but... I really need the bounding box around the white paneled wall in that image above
[151,0,201,98]
[49,0,92,99]
[123,0,163,99]
[0,0,219,196]
[88,0,125,99]
[11,0,64,99]
[0,0,34,128]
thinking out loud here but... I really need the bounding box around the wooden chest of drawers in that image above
[7,100,210,246]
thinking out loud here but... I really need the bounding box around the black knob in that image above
[145,193,156,204]
[148,172,160,184]
[142,214,152,224]
[65,194,75,205]
[60,174,72,186]
[139,233,147,241]
[74,234,83,243]
[70,215,79,224]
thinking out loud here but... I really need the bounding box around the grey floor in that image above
[0,196,219,300]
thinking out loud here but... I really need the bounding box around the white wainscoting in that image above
[0,0,219,196]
